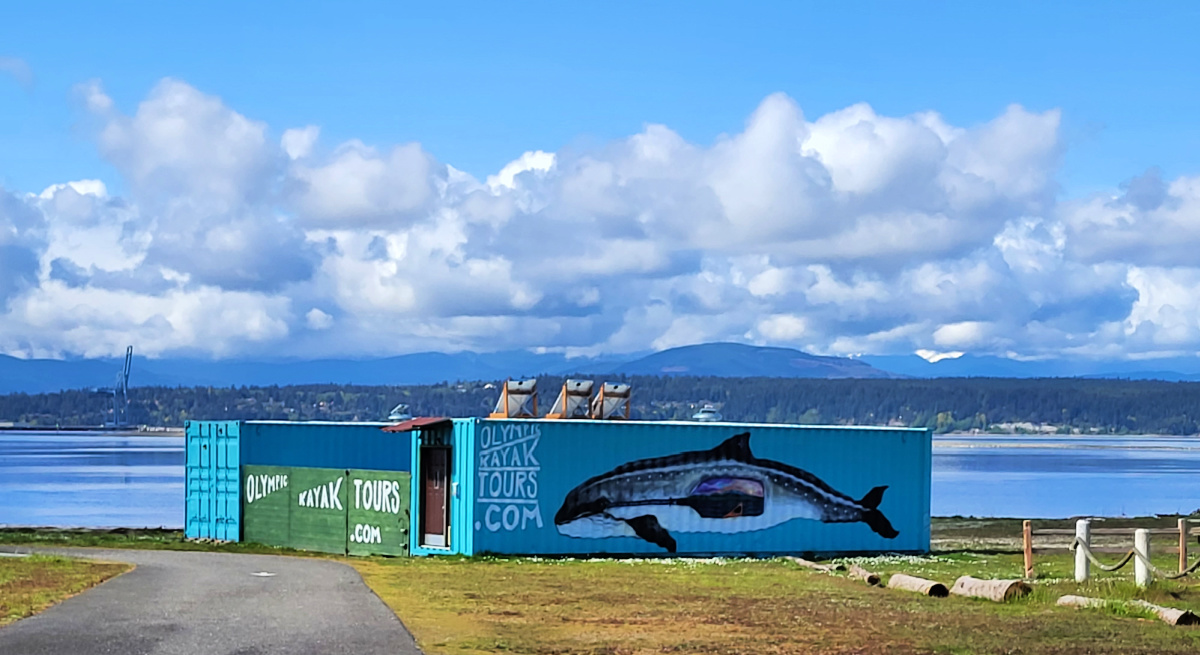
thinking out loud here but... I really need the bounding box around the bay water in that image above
[2,431,1200,528]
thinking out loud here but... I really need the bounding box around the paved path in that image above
[0,548,422,655]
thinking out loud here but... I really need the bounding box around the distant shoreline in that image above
[2,425,1195,439]
[0,426,184,436]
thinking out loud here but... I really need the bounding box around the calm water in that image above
[934,434,1200,518]
[0,432,183,528]
[3,431,1200,528]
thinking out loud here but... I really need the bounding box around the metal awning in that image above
[381,417,452,433]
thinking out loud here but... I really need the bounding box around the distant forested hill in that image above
[4,376,1200,434]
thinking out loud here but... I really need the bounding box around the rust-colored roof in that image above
[381,416,452,433]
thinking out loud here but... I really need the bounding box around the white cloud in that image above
[1,281,289,358]
[305,308,333,330]
[38,180,108,200]
[4,79,1199,362]
[289,140,439,226]
[933,321,995,349]
[487,150,555,191]
[757,314,809,341]
[282,126,320,160]
[915,349,964,363]
[87,79,275,204]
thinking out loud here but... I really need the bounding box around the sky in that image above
[2,1,1199,361]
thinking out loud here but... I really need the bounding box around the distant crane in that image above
[96,346,134,428]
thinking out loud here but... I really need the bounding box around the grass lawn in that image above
[0,528,305,556]
[0,555,130,627]
[354,553,1200,655]
[8,519,1200,653]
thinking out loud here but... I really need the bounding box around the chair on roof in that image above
[544,379,594,419]
[489,379,538,418]
[590,382,631,420]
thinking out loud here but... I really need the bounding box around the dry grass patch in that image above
[355,556,1200,655]
[0,555,130,626]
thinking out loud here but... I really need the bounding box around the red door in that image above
[421,448,450,547]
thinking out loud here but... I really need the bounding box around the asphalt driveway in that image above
[0,547,422,655]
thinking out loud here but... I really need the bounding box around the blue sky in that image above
[4,2,1197,195]
[2,2,1200,361]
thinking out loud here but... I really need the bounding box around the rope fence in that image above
[1023,518,1200,586]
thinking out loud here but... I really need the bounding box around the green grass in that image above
[0,555,130,626]
[0,528,307,556]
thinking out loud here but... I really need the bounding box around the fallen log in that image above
[848,564,881,586]
[886,573,948,597]
[1057,595,1106,610]
[950,576,1031,602]
[1057,595,1200,626]
[784,556,845,572]
[1130,600,1200,626]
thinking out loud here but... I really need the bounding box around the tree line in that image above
[2,375,1199,434]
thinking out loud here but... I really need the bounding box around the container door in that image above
[421,447,450,547]
[185,420,241,541]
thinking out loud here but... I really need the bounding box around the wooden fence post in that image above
[1180,518,1188,575]
[1023,520,1033,578]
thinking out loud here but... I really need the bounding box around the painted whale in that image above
[553,432,898,552]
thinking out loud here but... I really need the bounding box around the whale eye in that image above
[691,477,764,497]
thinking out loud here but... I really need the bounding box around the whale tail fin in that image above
[858,485,887,510]
[862,508,899,539]
[857,486,899,539]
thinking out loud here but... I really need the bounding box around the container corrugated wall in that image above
[242,464,411,556]
[467,420,930,557]
[242,421,412,471]
[237,421,413,554]
[185,419,414,551]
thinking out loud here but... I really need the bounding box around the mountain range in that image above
[0,343,894,394]
[4,342,1200,394]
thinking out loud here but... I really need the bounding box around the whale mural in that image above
[553,432,899,552]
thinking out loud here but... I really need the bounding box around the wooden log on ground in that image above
[783,556,845,572]
[950,576,1031,602]
[887,573,948,597]
[1130,600,1200,626]
[848,564,881,586]
[1057,595,1106,610]
[1057,595,1200,626]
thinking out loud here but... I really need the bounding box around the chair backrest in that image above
[590,382,631,420]
[489,379,538,418]
[545,379,595,419]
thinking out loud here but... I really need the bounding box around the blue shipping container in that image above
[186,420,414,542]
[409,419,931,557]
[242,420,411,471]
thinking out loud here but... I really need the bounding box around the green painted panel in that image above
[347,470,411,556]
[242,465,292,548]
[288,467,349,554]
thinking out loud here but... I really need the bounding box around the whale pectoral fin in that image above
[625,515,677,553]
